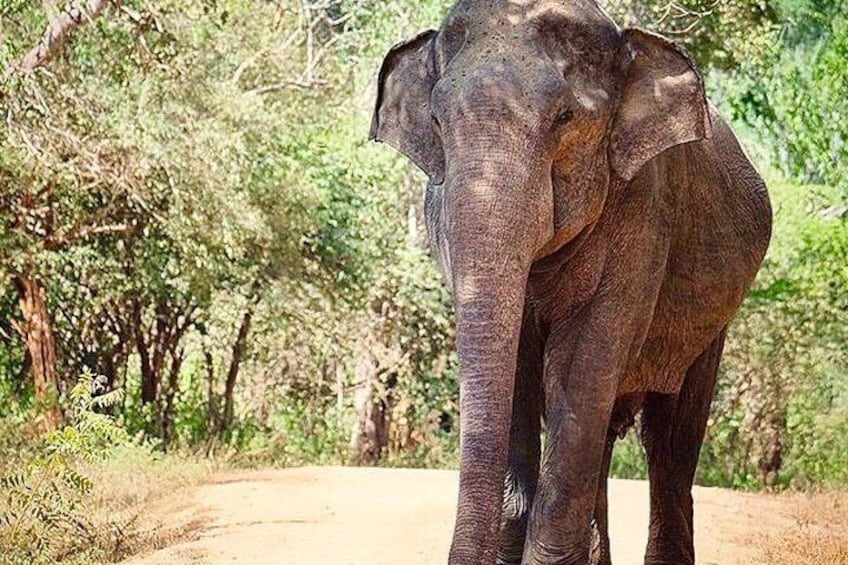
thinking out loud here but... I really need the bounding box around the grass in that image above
[82,446,211,562]
[0,443,211,564]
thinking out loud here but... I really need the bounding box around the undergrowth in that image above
[0,372,208,564]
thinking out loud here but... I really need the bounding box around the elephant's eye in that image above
[555,107,573,126]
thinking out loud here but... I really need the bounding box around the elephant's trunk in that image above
[445,158,551,564]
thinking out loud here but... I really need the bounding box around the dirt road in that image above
[126,466,799,565]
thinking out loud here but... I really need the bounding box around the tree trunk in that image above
[133,303,157,405]
[13,275,62,431]
[160,346,184,447]
[15,351,33,396]
[349,341,400,464]
[204,347,218,431]
[10,0,114,74]
[132,299,195,440]
[220,307,253,434]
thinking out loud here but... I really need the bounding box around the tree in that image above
[1,0,128,430]
[601,0,780,70]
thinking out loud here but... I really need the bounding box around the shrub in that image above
[0,372,126,564]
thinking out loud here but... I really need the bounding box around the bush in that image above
[718,2,848,195]
[0,372,128,564]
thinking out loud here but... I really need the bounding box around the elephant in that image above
[369,1,772,564]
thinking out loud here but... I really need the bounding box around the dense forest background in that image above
[0,2,846,557]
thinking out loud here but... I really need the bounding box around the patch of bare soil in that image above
[754,490,848,565]
[122,466,841,564]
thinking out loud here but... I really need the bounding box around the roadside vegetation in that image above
[0,374,207,564]
[1,0,845,562]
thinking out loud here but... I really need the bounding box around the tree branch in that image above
[44,222,136,251]
[10,0,114,75]
[245,78,328,95]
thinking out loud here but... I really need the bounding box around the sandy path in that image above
[126,466,797,565]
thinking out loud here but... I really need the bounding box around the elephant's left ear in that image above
[610,29,711,181]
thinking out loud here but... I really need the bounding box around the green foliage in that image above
[717,1,848,195]
[243,400,352,467]
[609,429,648,480]
[602,0,781,70]
[0,373,129,564]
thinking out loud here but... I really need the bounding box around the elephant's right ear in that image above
[370,30,445,184]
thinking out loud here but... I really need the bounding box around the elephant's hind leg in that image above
[641,327,727,565]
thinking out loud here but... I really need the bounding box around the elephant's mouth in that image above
[530,221,597,274]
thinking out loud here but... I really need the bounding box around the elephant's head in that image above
[370,0,710,561]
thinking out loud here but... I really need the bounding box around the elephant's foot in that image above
[644,536,694,565]
[497,521,528,564]
[645,559,694,565]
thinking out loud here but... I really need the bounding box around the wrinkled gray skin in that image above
[370,1,772,564]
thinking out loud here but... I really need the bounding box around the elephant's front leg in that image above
[498,318,544,564]
[522,317,626,565]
